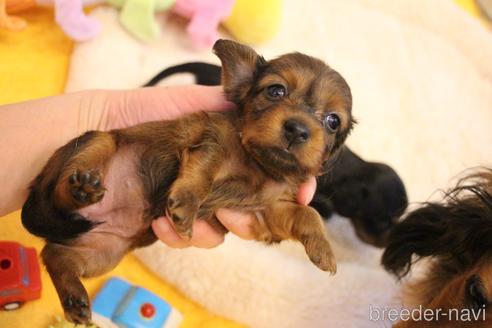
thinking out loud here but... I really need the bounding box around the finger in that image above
[216,208,255,240]
[188,220,225,248]
[297,176,317,205]
[165,85,236,114]
[152,216,225,249]
[151,217,190,248]
[131,86,236,123]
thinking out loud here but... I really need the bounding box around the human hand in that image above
[0,85,318,240]
[0,85,233,215]
[102,85,235,130]
[151,176,317,248]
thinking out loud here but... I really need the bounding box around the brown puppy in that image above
[382,169,492,327]
[21,40,353,324]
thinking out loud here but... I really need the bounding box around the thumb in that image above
[297,176,317,205]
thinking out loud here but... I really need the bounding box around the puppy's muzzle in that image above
[283,119,310,146]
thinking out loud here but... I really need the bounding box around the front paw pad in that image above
[166,189,199,239]
[69,169,105,205]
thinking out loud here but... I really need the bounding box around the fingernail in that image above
[305,186,315,204]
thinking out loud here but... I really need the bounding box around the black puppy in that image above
[313,147,408,247]
[145,62,408,248]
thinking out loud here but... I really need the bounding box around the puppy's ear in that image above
[213,39,266,104]
[382,169,492,279]
[382,201,492,279]
[381,205,452,278]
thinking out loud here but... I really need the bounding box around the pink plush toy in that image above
[172,0,235,48]
[37,0,104,42]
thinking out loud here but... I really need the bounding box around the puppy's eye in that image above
[465,275,489,311]
[266,84,286,99]
[323,113,341,132]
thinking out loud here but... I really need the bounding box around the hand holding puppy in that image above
[19,40,351,324]
[0,85,316,248]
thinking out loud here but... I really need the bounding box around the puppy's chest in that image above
[214,151,294,207]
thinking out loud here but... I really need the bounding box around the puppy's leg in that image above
[41,243,91,324]
[23,132,117,240]
[199,176,263,235]
[52,131,116,211]
[42,236,127,324]
[167,145,224,238]
[260,202,337,273]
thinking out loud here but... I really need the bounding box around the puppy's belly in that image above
[78,147,149,239]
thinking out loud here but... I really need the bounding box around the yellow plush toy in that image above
[223,0,281,45]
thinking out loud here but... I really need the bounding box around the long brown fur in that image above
[21,40,353,324]
[382,169,492,327]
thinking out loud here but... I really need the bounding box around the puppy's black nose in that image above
[283,119,310,145]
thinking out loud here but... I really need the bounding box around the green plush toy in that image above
[48,316,99,328]
[107,0,175,41]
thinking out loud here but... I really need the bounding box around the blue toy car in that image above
[92,277,182,328]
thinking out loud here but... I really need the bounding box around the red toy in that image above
[0,241,42,310]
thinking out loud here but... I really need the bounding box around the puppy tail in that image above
[21,190,97,243]
[143,62,221,87]
[382,169,492,278]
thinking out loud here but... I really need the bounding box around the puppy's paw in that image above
[62,294,91,325]
[305,237,337,274]
[69,169,105,206]
[167,188,199,239]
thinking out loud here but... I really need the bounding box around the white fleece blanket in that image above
[65,0,492,326]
